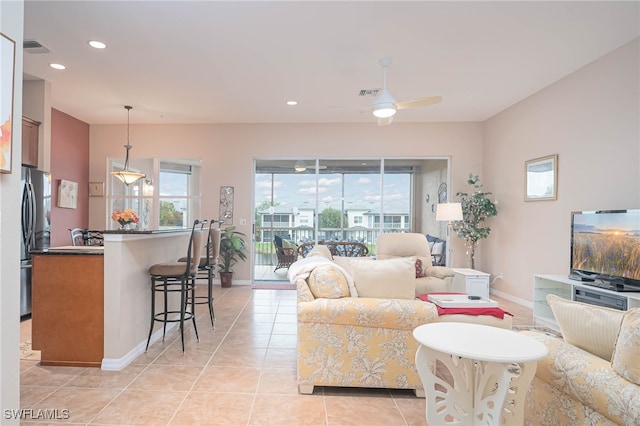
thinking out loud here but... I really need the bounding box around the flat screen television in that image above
[570,209,640,292]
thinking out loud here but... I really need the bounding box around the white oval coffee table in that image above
[413,322,548,425]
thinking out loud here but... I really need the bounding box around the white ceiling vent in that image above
[23,40,50,54]
[359,88,380,97]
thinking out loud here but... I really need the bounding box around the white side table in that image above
[413,322,548,425]
[452,268,490,298]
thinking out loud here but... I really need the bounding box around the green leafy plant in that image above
[451,174,498,269]
[218,226,248,274]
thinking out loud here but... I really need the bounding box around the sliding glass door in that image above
[254,158,449,281]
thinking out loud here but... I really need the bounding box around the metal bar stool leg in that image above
[207,270,215,327]
[162,277,169,341]
[145,277,156,352]
[188,277,199,343]
[179,278,186,353]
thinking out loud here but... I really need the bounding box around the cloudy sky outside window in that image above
[255,173,410,213]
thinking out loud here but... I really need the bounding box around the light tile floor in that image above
[19,285,533,425]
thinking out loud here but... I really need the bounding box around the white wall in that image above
[482,38,640,304]
[0,0,24,421]
[89,122,484,280]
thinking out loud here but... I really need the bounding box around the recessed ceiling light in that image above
[286,100,298,106]
[49,63,66,70]
[88,40,106,49]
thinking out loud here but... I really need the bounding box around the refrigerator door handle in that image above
[22,183,36,253]
[29,182,36,245]
[21,184,31,244]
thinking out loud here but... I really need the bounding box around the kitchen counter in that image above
[33,246,104,255]
[102,228,188,235]
[30,228,191,370]
[102,228,191,370]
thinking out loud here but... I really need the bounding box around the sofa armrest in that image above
[423,266,455,280]
[298,297,438,330]
[522,330,640,426]
[296,278,315,303]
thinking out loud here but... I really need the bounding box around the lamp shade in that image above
[112,170,146,186]
[436,202,463,222]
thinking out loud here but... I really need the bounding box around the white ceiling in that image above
[22,1,639,125]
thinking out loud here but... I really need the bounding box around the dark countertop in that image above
[32,246,105,256]
[102,228,189,235]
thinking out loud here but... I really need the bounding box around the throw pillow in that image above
[307,264,350,299]
[349,257,416,300]
[547,294,624,361]
[431,241,444,256]
[611,308,640,385]
[282,239,297,250]
[415,258,422,278]
[415,255,433,270]
[332,256,374,274]
[306,245,332,260]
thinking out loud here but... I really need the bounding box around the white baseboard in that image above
[490,288,533,310]
[101,323,177,371]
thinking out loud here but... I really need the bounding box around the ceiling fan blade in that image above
[396,96,442,110]
[377,116,393,127]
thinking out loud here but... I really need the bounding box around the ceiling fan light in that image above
[372,89,397,118]
[373,105,396,118]
[294,161,307,172]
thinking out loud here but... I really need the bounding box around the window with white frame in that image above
[108,158,201,229]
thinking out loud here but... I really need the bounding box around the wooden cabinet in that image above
[32,253,104,367]
[22,116,40,168]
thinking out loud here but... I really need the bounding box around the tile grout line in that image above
[167,286,257,426]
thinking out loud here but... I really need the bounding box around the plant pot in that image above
[220,271,233,288]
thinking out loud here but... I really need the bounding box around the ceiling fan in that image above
[370,58,442,126]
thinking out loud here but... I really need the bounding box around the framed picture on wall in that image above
[219,186,234,224]
[525,154,558,201]
[58,179,78,209]
[0,32,16,174]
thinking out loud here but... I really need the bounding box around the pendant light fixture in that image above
[111,105,145,186]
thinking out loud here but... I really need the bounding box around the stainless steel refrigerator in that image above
[20,167,51,317]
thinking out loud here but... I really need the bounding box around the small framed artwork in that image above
[58,179,78,209]
[0,32,17,174]
[525,154,558,201]
[89,181,105,197]
[219,186,234,224]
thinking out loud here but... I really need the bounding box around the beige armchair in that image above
[376,233,455,295]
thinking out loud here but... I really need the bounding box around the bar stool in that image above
[178,220,221,327]
[146,220,205,353]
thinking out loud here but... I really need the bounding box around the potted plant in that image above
[218,226,248,287]
[451,174,498,269]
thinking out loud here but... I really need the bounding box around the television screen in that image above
[571,210,640,285]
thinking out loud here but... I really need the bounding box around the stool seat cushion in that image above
[149,262,197,277]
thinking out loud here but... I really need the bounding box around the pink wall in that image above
[50,109,90,246]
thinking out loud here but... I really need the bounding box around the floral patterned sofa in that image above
[523,295,640,425]
[294,262,438,396]
[290,235,511,396]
